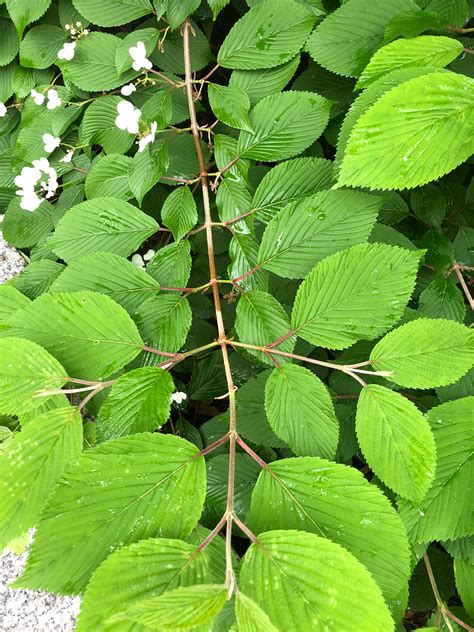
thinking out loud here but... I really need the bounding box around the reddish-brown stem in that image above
[197,433,230,458]
[232,264,261,285]
[447,25,474,33]
[148,67,181,88]
[199,64,220,83]
[236,435,270,471]
[197,514,227,552]
[141,345,178,357]
[224,208,260,226]
[232,513,258,542]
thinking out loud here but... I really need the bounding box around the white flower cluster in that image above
[57,22,90,61]
[115,100,141,135]
[15,158,58,212]
[129,41,152,72]
[131,249,155,268]
[31,88,61,109]
[0,103,7,117]
[170,392,187,405]
[58,41,76,61]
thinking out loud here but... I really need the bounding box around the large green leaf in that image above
[419,277,466,323]
[370,319,474,388]
[0,337,67,416]
[217,0,315,70]
[265,364,339,458]
[356,35,463,89]
[305,0,420,77]
[15,433,206,594]
[51,198,158,262]
[291,243,421,349]
[1,291,143,380]
[258,189,381,278]
[454,558,474,619]
[0,406,82,549]
[72,0,153,26]
[6,0,51,36]
[247,457,411,599]
[19,24,66,69]
[235,290,295,365]
[399,397,473,542]
[129,139,169,206]
[0,286,31,323]
[240,530,394,629]
[356,384,436,502]
[0,18,19,66]
[112,584,228,628]
[96,367,173,441]
[50,252,160,313]
[237,91,331,162]
[77,538,210,631]
[161,186,198,242]
[208,83,252,132]
[337,72,474,191]
[80,96,135,155]
[229,56,300,106]
[85,154,134,201]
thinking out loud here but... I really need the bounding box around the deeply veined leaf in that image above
[356,35,463,89]
[237,91,331,161]
[305,0,420,77]
[399,397,473,542]
[265,364,339,458]
[258,189,381,278]
[161,186,198,242]
[146,240,192,287]
[229,56,300,106]
[1,291,143,380]
[291,243,421,349]
[454,558,474,618]
[85,154,133,201]
[356,384,436,502]
[337,72,474,191]
[6,0,51,36]
[370,319,474,388]
[50,252,160,313]
[19,25,66,69]
[251,157,335,223]
[77,538,210,632]
[112,584,228,628]
[229,234,269,293]
[208,83,252,132]
[0,18,19,66]
[0,286,31,322]
[0,406,82,549]
[15,433,206,594]
[419,277,466,323]
[165,0,201,30]
[0,337,67,416]
[129,139,169,206]
[51,198,158,262]
[236,593,278,632]
[96,367,173,441]
[217,0,315,70]
[247,457,411,599]
[80,96,135,155]
[12,260,65,300]
[72,0,153,27]
[240,530,394,629]
[235,290,296,365]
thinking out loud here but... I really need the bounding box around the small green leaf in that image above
[229,234,269,293]
[0,18,20,67]
[0,286,31,322]
[419,277,466,323]
[236,593,278,632]
[229,56,300,106]
[208,83,252,132]
[161,186,198,242]
[166,0,201,30]
[80,96,135,155]
[72,0,153,27]
[129,139,169,205]
[85,154,134,201]
[6,0,51,36]
[146,240,192,287]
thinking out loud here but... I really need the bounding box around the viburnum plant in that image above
[0,0,473,629]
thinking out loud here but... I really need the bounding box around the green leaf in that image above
[337,72,474,191]
[251,157,334,223]
[50,251,160,313]
[399,397,473,542]
[161,186,198,242]
[208,83,252,132]
[217,0,315,70]
[240,530,394,629]
[208,0,231,20]
[305,0,420,77]
[370,319,474,388]
[12,261,65,300]
[291,243,421,349]
[247,457,411,599]
[129,139,169,205]
[0,406,82,549]
[229,234,269,293]
[115,28,159,75]
[59,32,137,91]
[0,18,19,67]
[85,154,134,201]
[112,584,227,628]
[51,198,159,262]
[146,240,192,287]
[237,91,331,161]
[216,175,253,233]
[6,0,51,36]
[80,96,135,155]
[0,286,31,322]
[235,290,295,365]
[96,367,173,441]
[356,35,463,89]
[77,537,209,631]
[265,364,339,458]
[425,0,468,27]
[19,25,66,69]
[0,337,67,416]
[419,277,466,323]
[356,384,436,502]
[72,0,153,26]
[258,189,381,278]
[140,89,172,128]
[166,0,201,30]
[2,198,55,248]
[236,593,278,632]
[229,56,300,106]
[1,291,143,380]
[454,558,474,618]
[151,20,211,74]
[15,433,206,594]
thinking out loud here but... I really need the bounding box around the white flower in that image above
[58,41,76,61]
[32,158,58,199]
[46,89,61,110]
[129,41,152,72]
[42,133,61,153]
[20,190,43,212]
[138,121,157,153]
[171,392,187,405]
[15,158,58,212]
[131,253,145,268]
[60,150,74,163]
[121,83,136,96]
[143,249,155,261]
[0,103,7,117]
[115,100,141,135]
[31,89,45,105]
